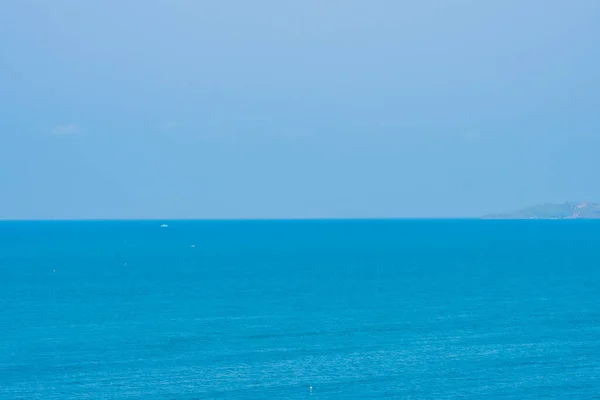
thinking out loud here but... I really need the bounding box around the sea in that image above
[1,220,599,399]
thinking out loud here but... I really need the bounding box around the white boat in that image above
[160,224,168,228]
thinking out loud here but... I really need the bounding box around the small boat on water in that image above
[160,224,168,228]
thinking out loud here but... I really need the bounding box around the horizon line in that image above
[0,216,481,222]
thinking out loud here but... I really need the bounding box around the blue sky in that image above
[1,0,599,219]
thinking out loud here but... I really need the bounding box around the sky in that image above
[1,0,599,219]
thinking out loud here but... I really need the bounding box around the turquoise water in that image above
[1,220,599,399]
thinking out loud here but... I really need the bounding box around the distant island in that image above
[483,202,600,219]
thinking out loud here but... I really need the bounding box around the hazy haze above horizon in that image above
[1,0,599,219]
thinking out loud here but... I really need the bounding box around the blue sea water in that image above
[0,220,599,399]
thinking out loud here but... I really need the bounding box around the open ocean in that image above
[1,220,599,399]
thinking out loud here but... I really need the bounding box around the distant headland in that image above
[482,202,600,219]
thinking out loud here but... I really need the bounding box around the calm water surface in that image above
[1,220,599,399]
